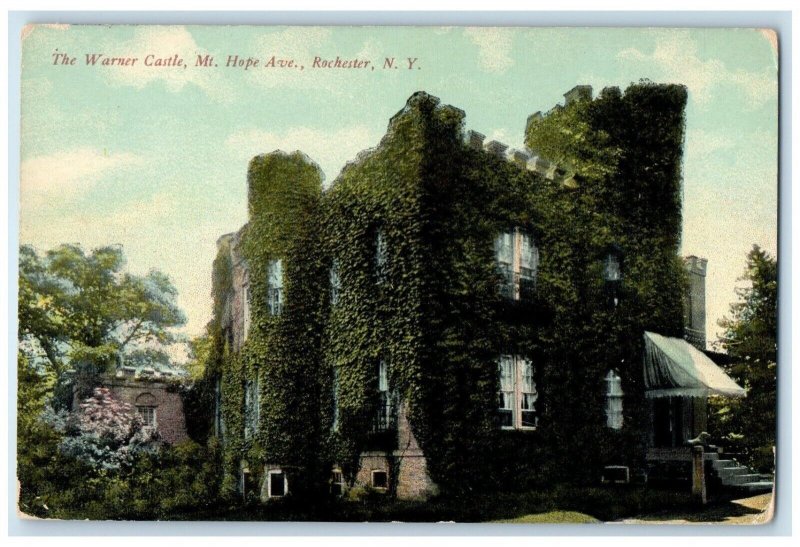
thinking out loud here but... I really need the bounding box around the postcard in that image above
[16,25,778,524]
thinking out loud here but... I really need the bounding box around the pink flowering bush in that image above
[56,387,160,472]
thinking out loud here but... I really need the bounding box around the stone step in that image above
[717,465,751,477]
[722,473,762,485]
[737,481,774,493]
[712,459,738,469]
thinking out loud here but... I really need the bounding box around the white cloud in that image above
[20,148,143,209]
[684,128,736,164]
[616,31,776,108]
[225,125,380,185]
[463,28,514,74]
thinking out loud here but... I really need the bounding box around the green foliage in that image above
[209,151,328,500]
[709,245,777,472]
[209,86,689,500]
[17,243,194,518]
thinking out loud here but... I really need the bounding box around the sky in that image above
[18,25,778,348]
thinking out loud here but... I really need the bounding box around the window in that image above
[374,360,395,431]
[330,469,345,496]
[603,247,623,307]
[371,470,388,489]
[375,230,388,284]
[330,260,341,306]
[242,283,251,340]
[519,232,539,299]
[605,370,623,430]
[267,259,283,315]
[604,254,622,282]
[214,377,222,438]
[497,355,538,429]
[494,232,514,299]
[332,366,340,432]
[268,470,288,498]
[495,228,539,300]
[137,406,156,428]
[244,379,259,439]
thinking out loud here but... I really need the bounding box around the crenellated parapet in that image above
[462,128,576,187]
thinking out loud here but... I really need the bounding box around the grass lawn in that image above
[490,511,600,524]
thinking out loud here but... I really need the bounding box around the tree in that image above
[18,244,186,381]
[711,245,777,472]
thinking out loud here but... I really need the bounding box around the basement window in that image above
[371,470,388,489]
[268,470,288,498]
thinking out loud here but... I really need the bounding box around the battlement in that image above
[462,130,575,186]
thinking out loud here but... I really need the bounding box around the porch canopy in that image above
[643,331,746,399]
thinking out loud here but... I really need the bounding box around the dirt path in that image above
[613,493,774,525]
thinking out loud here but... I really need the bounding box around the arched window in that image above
[605,370,624,430]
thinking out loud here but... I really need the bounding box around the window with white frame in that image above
[330,260,341,306]
[498,355,538,429]
[332,366,340,432]
[137,405,156,428]
[244,379,259,439]
[374,360,394,431]
[267,469,288,498]
[330,469,345,496]
[267,259,283,315]
[494,229,539,300]
[375,230,388,283]
[604,253,622,282]
[242,283,251,341]
[605,370,624,430]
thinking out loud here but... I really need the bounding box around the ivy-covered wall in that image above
[207,83,689,500]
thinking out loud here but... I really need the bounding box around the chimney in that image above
[683,256,708,350]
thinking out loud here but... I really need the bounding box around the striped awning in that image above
[643,331,746,398]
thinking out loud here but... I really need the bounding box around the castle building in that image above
[208,84,745,501]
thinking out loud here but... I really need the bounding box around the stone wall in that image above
[348,402,436,499]
[94,374,189,445]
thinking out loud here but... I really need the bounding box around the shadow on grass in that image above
[627,494,771,524]
[164,484,694,523]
